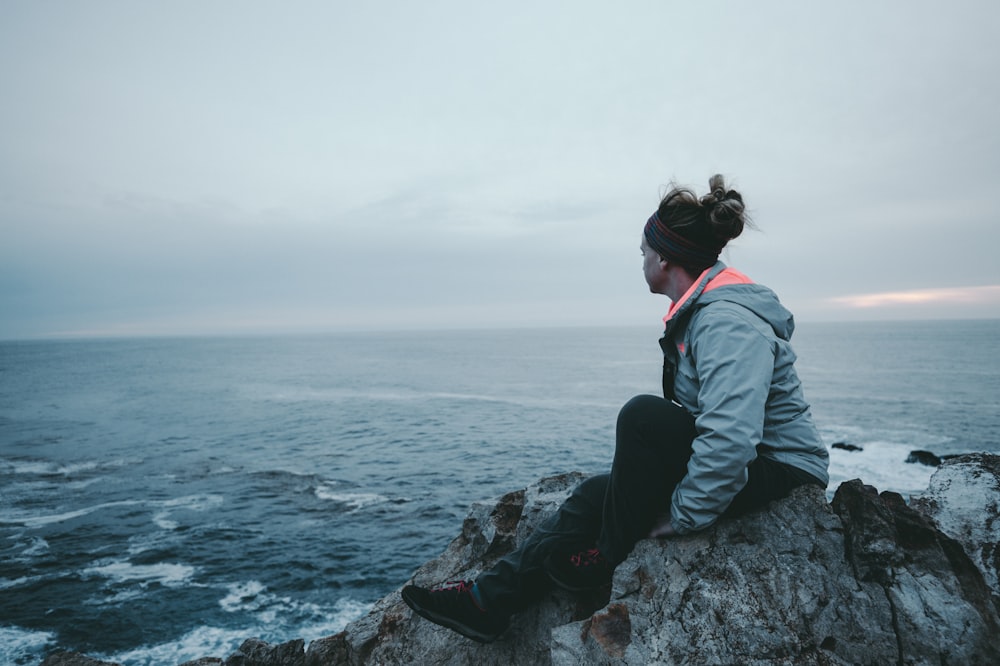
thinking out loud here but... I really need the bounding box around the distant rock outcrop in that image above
[42,455,1000,666]
[911,453,1000,601]
[830,441,863,452]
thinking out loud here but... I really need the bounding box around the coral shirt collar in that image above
[663,266,755,323]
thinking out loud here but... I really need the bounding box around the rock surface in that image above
[41,455,1000,665]
[911,452,1000,601]
[332,456,1000,665]
[39,653,122,666]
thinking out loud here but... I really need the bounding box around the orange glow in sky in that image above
[830,285,1000,309]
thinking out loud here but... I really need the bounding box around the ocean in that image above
[2,320,999,665]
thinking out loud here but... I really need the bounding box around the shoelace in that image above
[570,548,605,568]
[433,580,473,593]
[432,580,488,612]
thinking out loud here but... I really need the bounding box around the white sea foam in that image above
[0,624,56,666]
[152,511,179,530]
[218,580,299,623]
[84,587,147,606]
[219,580,269,613]
[827,440,938,499]
[101,594,372,666]
[0,459,100,476]
[0,457,135,477]
[149,494,223,530]
[83,560,197,588]
[8,536,50,560]
[314,486,388,511]
[218,580,371,630]
[296,597,373,642]
[101,596,372,666]
[1,492,222,533]
[1,500,144,528]
[66,477,105,489]
[0,576,36,591]
[161,494,225,511]
[126,530,178,557]
[106,624,259,666]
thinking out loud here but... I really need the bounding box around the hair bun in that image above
[704,174,747,242]
[699,175,731,206]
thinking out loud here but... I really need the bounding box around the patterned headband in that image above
[643,212,721,270]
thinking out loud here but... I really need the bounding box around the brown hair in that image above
[655,174,750,275]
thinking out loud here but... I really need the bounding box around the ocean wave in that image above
[82,559,198,588]
[103,624,259,666]
[0,458,100,476]
[66,477,107,489]
[0,576,40,591]
[217,580,371,629]
[820,420,958,499]
[102,594,371,666]
[8,536,50,560]
[159,494,225,511]
[0,625,56,666]
[296,597,373,642]
[1,493,225,531]
[126,530,180,557]
[83,587,147,607]
[251,469,326,485]
[314,486,390,511]
[219,580,269,613]
[0,456,136,478]
[827,440,938,499]
[152,511,179,530]
[94,585,372,666]
[243,383,620,411]
[151,494,225,531]
[0,500,144,528]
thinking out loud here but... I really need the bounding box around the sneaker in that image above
[545,547,613,592]
[401,580,509,643]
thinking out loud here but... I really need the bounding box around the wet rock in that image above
[907,449,942,466]
[222,638,305,666]
[341,456,1000,665]
[911,452,1000,604]
[40,653,121,666]
[831,442,863,452]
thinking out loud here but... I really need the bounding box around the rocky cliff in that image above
[44,454,1000,666]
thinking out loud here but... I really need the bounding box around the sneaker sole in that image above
[401,588,507,644]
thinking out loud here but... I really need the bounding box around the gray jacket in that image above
[660,261,829,534]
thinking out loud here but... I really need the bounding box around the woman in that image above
[401,175,830,643]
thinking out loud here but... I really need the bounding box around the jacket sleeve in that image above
[669,305,775,534]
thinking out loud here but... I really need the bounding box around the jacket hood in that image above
[696,282,796,340]
[663,262,795,341]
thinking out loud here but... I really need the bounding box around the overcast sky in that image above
[2,1,999,339]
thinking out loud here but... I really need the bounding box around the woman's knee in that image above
[571,473,610,504]
[617,394,693,436]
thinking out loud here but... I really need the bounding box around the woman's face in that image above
[641,236,668,295]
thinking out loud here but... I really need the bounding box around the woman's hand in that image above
[648,514,677,538]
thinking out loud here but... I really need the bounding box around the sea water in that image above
[2,320,998,665]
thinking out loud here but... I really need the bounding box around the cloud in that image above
[829,286,1000,309]
[3,1,1000,338]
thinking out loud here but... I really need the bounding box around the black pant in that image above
[475,394,824,615]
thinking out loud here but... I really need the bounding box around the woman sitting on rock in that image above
[402,174,830,643]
